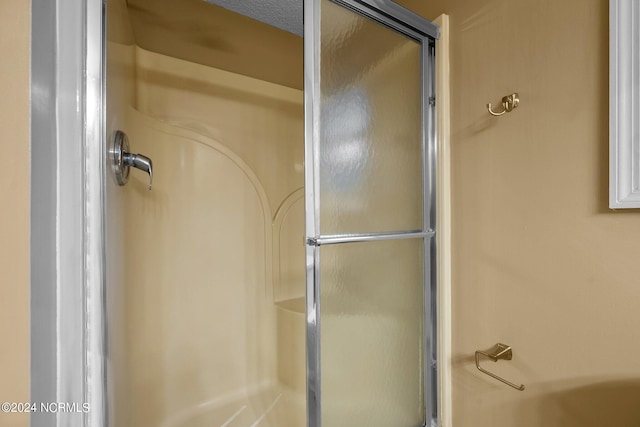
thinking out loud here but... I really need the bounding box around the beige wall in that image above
[397,0,640,425]
[0,1,30,427]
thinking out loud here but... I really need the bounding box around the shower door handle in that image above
[110,130,153,190]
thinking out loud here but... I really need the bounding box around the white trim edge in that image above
[434,13,452,427]
[31,0,96,425]
[610,0,640,208]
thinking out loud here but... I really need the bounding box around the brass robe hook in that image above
[475,343,525,391]
[487,93,519,116]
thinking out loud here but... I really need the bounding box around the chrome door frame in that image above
[303,1,439,426]
[31,0,107,426]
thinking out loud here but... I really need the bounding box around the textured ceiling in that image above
[204,0,303,37]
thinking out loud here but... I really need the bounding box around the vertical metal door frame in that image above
[425,37,439,427]
[303,1,439,426]
[303,2,321,425]
[85,0,109,425]
[30,0,107,425]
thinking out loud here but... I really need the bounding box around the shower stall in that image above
[31,0,439,426]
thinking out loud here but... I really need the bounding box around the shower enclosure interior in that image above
[104,0,437,426]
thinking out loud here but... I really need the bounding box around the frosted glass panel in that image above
[320,239,425,427]
[319,0,423,235]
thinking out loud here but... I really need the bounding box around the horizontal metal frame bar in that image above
[339,0,440,39]
[307,229,435,246]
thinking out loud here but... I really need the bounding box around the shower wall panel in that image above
[124,110,274,426]
[105,0,137,425]
[134,48,304,215]
[118,48,305,426]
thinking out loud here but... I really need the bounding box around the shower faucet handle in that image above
[123,152,153,190]
[110,130,153,190]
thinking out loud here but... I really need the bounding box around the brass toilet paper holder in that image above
[475,343,525,391]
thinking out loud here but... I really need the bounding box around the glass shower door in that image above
[303,1,438,427]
